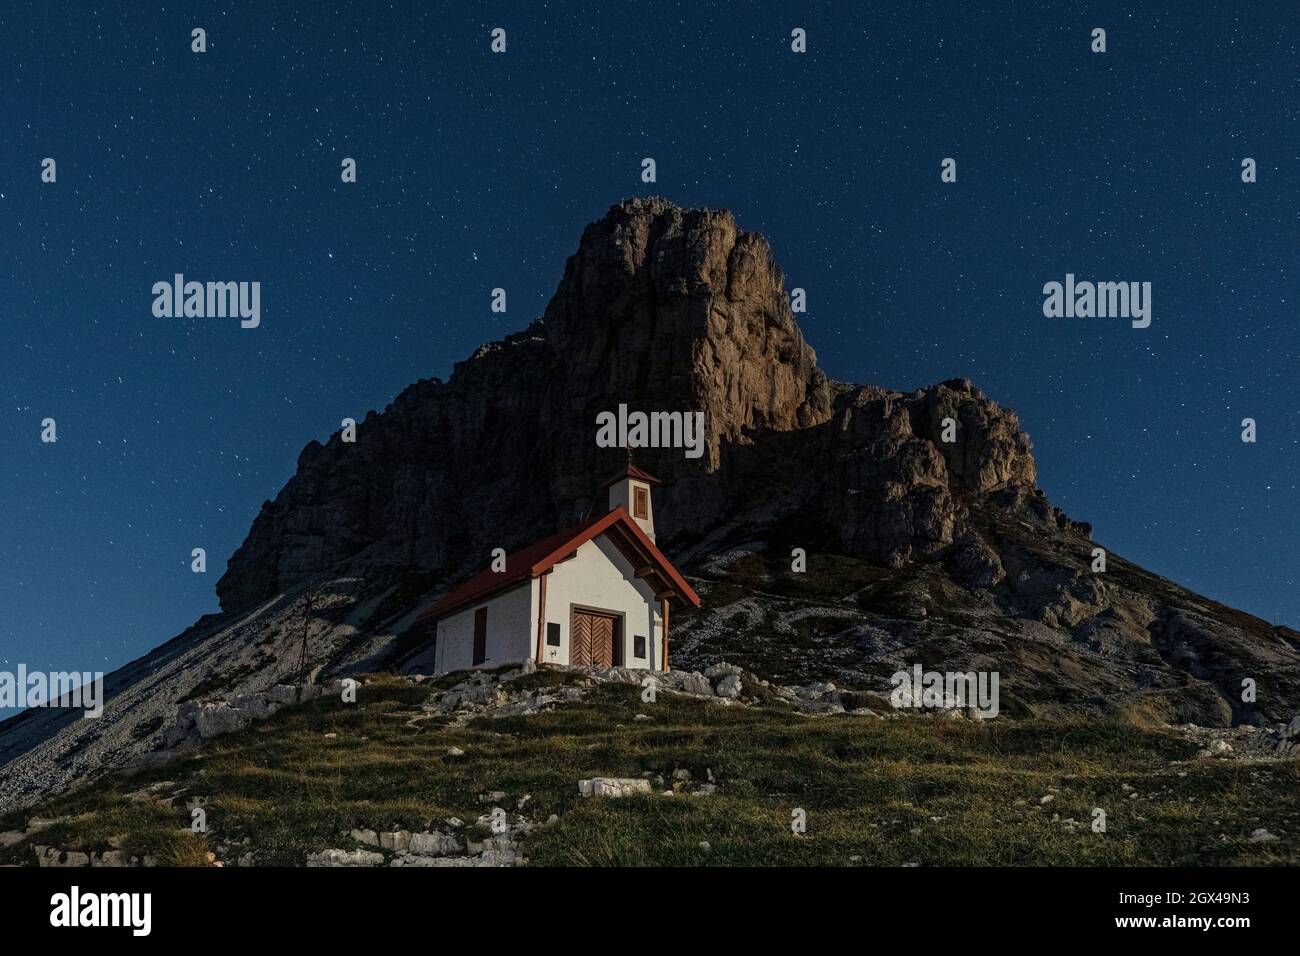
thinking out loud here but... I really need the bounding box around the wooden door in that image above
[590,614,615,667]
[570,610,592,666]
[571,609,619,667]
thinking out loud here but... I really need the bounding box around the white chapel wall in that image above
[541,534,661,670]
[434,579,537,672]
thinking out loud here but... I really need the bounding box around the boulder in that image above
[715,674,743,698]
[195,704,253,740]
[704,662,743,679]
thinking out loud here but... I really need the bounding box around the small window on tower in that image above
[546,622,561,647]
[633,486,648,519]
[633,634,647,658]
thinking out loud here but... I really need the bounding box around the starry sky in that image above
[2,2,1297,715]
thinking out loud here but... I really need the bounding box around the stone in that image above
[350,829,378,846]
[704,662,743,679]
[231,693,278,720]
[269,684,299,705]
[461,686,506,707]
[578,778,653,798]
[409,831,461,856]
[195,704,253,740]
[1249,828,1279,843]
[715,674,743,698]
[1284,715,1300,740]
[659,669,708,692]
[306,848,385,867]
[35,847,92,867]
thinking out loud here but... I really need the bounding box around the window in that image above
[633,485,648,519]
[473,607,487,665]
[633,634,647,659]
[546,622,561,647]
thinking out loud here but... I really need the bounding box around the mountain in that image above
[2,197,1298,815]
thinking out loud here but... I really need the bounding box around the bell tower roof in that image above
[599,462,660,489]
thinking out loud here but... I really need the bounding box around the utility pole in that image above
[292,581,316,685]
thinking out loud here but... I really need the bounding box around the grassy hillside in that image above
[2,671,1296,867]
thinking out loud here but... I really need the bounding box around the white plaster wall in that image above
[434,579,537,672]
[607,479,655,541]
[541,534,661,670]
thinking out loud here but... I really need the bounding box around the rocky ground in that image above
[3,662,1298,868]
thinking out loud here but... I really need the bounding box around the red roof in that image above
[599,463,660,489]
[417,507,700,624]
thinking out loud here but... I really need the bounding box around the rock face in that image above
[216,198,1037,611]
[817,379,1036,567]
[213,198,838,610]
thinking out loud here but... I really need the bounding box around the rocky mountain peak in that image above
[538,196,834,450]
[215,199,1040,613]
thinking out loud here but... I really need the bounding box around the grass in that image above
[2,673,1296,866]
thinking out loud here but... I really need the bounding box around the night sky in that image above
[2,2,1297,714]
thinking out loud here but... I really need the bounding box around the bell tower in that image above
[601,460,659,541]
